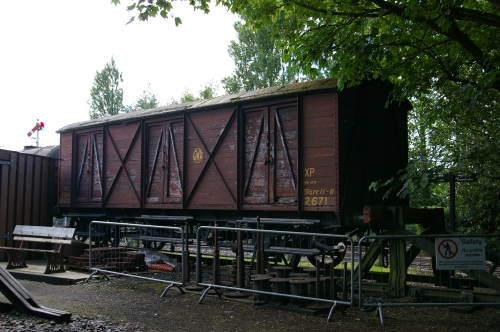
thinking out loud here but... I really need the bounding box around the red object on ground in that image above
[148,264,175,272]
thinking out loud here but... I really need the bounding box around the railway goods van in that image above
[56,78,410,233]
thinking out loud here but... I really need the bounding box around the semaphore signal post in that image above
[26,119,45,147]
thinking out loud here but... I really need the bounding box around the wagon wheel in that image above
[307,236,348,268]
[263,234,304,272]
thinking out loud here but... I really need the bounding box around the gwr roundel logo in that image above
[192,148,203,163]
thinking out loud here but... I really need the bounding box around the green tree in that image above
[229,0,500,110]
[88,57,124,119]
[179,81,219,103]
[134,83,159,110]
[114,0,500,233]
[371,84,500,233]
[222,20,296,94]
[405,88,500,233]
[199,80,218,99]
[179,90,197,103]
[115,0,500,111]
[124,83,159,112]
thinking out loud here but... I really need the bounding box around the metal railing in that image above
[68,220,500,325]
[194,225,355,321]
[83,221,187,297]
[357,233,500,326]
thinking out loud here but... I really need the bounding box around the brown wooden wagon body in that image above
[56,78,410,229]
[0,146,59,261]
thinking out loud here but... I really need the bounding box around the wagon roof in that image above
[56,78,338,133]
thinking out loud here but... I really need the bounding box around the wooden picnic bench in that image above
[0,225,76,274]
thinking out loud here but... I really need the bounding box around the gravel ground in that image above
[1,274,500,331]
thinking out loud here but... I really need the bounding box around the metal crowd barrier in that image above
[357,233,500,326]
[83,221,187,297]
[194,225,354,321]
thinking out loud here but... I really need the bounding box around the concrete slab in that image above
[0,260,90,285]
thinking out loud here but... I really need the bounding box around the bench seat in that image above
[0,225,76,274]
[9,237,73,245]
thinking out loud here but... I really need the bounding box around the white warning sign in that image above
[435,237,486,270]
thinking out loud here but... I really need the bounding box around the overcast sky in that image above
[0,1,238,150]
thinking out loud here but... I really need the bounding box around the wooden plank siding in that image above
[73,130,104,206]
[271,102,298,203]
[301,93,339,212]
[0,149,58,261]
[6,153,18,251]
[57,78,410,226]
[242,106,269,205]
[0,151,13,260]
[185,107,238,209]
[58,132,72,207]
[144,117,184,208]
[103,122,142,208]
[241,99,300,210]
